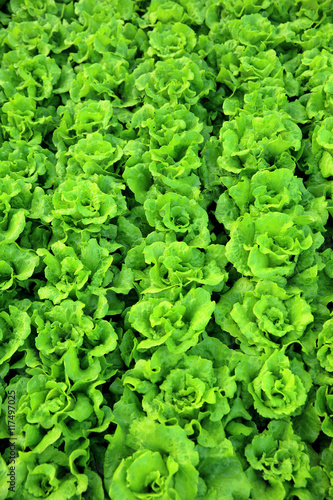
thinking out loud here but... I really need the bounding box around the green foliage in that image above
[0,1,332,499]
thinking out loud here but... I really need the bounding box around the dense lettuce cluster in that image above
[1,1,333,499]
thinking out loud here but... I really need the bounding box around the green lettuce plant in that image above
[225,212,324,285]
[147,22,197,59]
[104,419,199,500]
[215,278,314,351]
[0,141,56,187]
[141,241,228,294]
[239,349,312,419]
[122,346,237,436]
[245,420,313,500]
[144,192,211,248]
[217,110,302,181]
[134,56,215,107]
[128,287,215,353]
[216,167,328,232]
